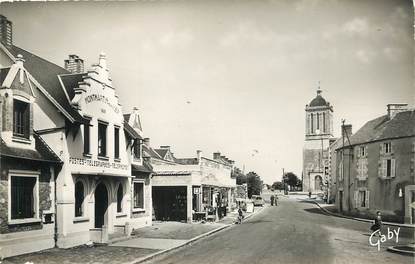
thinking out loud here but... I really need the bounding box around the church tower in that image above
[302,86,334,193]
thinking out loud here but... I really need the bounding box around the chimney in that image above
[143,138,150,147]
[64,54,84,74]
[387,104,408,119]
[196,150,202,162]
[0,15,12,48]
[213,152,221,160]
[341,124,352,139]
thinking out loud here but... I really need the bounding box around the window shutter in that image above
[356,147,360,158]
[354,191,358,208]
[380,143,384,155]
[365,190,370,208]
[382,159,387,178]
[391,159,396,178]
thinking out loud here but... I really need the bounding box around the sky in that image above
[1,0,414,184]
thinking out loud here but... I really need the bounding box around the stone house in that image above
[0,53,62,259]
[335,104,415,223]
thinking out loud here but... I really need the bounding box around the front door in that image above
[95,183,108,228]
[339,191,343,212]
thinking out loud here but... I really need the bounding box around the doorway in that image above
[339,190,343,212]
[314,175,323,191]
[94,183,108,228]
[152,186,187,221]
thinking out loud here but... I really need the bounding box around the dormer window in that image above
[13,99,30,139]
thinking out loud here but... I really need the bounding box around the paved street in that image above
[146,196,414,264]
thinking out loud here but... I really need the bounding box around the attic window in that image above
[13,99,30,139]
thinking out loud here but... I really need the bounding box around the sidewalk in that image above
[297,196,415,229]
[2,206,265,264]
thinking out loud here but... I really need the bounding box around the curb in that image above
[125,224,231,264]
[387,245,415,256]
[307,199,415,229]
[127,207,265,264]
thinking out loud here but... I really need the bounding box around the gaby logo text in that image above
[369,227,400,251]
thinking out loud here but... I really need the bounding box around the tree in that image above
[233,167,247,185]
[246,171,262,198]
[272,181,284,190]
[283,172,300,190]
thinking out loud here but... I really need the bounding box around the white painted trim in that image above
[8,170,40,224]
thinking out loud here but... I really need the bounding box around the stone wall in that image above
[0,157,53,234]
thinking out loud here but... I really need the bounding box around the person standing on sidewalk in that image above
[370,211,382,236]
[275,195,278,206]
[270,195,275,206]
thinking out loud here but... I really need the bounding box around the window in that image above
[338,159,343,181]
[311,113,314,133]
[133,182,144,209]
[13,99,30,138]
[384,142,391,154]
[133,139,141,160]
[10,176,37,220]
[359,146,366,157]
[98,122,107,157]
[381,158,396,178]
[117,184,123,213]
[114,126,120,159]
[83,118,91,154]
[75,181,85,217]
[323,112,326,132]
[317,113,320,129]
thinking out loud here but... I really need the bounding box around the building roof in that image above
[0,67,10,84]
[175,158,199,165]
[124,120,142,140]
[309,95,328,107]
[4,45,88,124]
[0,133,62,163]
[132,160,153,174]
[339,110,415,148]
[59,72,87,100]
[153,171,192,176]
[154,148,168,159]
[143,144,163,159]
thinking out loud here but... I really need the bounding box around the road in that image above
[146,194,414,264]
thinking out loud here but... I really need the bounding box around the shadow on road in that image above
[303,207,330,216]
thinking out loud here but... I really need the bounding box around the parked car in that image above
[251,195,265,207]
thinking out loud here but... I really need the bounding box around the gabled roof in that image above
[124,120,142,140]
[0,133,62,163]
[143,144,163,159]
[340,110,415,148]
[3,44,88,124]
[154,148,168,159]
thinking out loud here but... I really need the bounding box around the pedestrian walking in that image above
[270,195,275,206]
[370,211,382,236]
[308,191,312,198]
[275,195,278,206]
[237,207,244,224]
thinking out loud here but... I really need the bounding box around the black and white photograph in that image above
[0,0,414,263]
